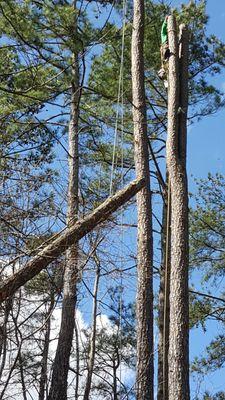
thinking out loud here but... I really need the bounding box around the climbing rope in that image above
[159,18,171,399]
[109,0,127,196]
[118,1,127,394]
[108,0,127,395]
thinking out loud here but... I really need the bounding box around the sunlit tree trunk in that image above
[131,0,154,398]
[166,17,190,400]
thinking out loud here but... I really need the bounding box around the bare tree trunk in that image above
[0,177,145,303]
[83,254,100,400]
[131,0,154,399]
[18,353,28,400]
[166,17,189,400]
[112,357,118,400]
[157,175,170,400]
[39,294,54,400]
[48,34,80,398]
[0,298,11,380]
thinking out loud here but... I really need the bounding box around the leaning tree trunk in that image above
[166,17,190,400]
[131,0,154,399]
[0,177,145,302]
[48,14,80,399]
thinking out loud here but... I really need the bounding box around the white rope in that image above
[108,0,127,395]
[109,0,127,196]
[118,1,127,397]
[119,209,124,397]
[119,48,125,392]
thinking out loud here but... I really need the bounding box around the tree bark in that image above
[166,17,189,400]
[0,176,145,303]
[47,36,80,400]
[131,1,154,399]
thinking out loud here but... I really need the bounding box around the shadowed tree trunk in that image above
[112,354,119,400]
[131,0,154,398]
[0,298,11,380]
[157,173,170,400]
[166,17,190,400]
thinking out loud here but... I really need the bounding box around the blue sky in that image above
[178,0,225,187]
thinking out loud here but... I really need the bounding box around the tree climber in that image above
[158,16,170,88]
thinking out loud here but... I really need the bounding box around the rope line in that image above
[118,1,127,395]
[109,0,127,196]
[108,0,127,396]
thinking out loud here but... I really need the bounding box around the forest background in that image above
[1,0,225,399]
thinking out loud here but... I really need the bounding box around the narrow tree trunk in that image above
[157,174,170,400]
[39,294,54,400]
[83,255,100,400]
[112,357,118,400]
[18,352,28,400]
[48,33,80,399]
[166,17,189,400]
[131,1,154,399]
[0,299,11,379]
